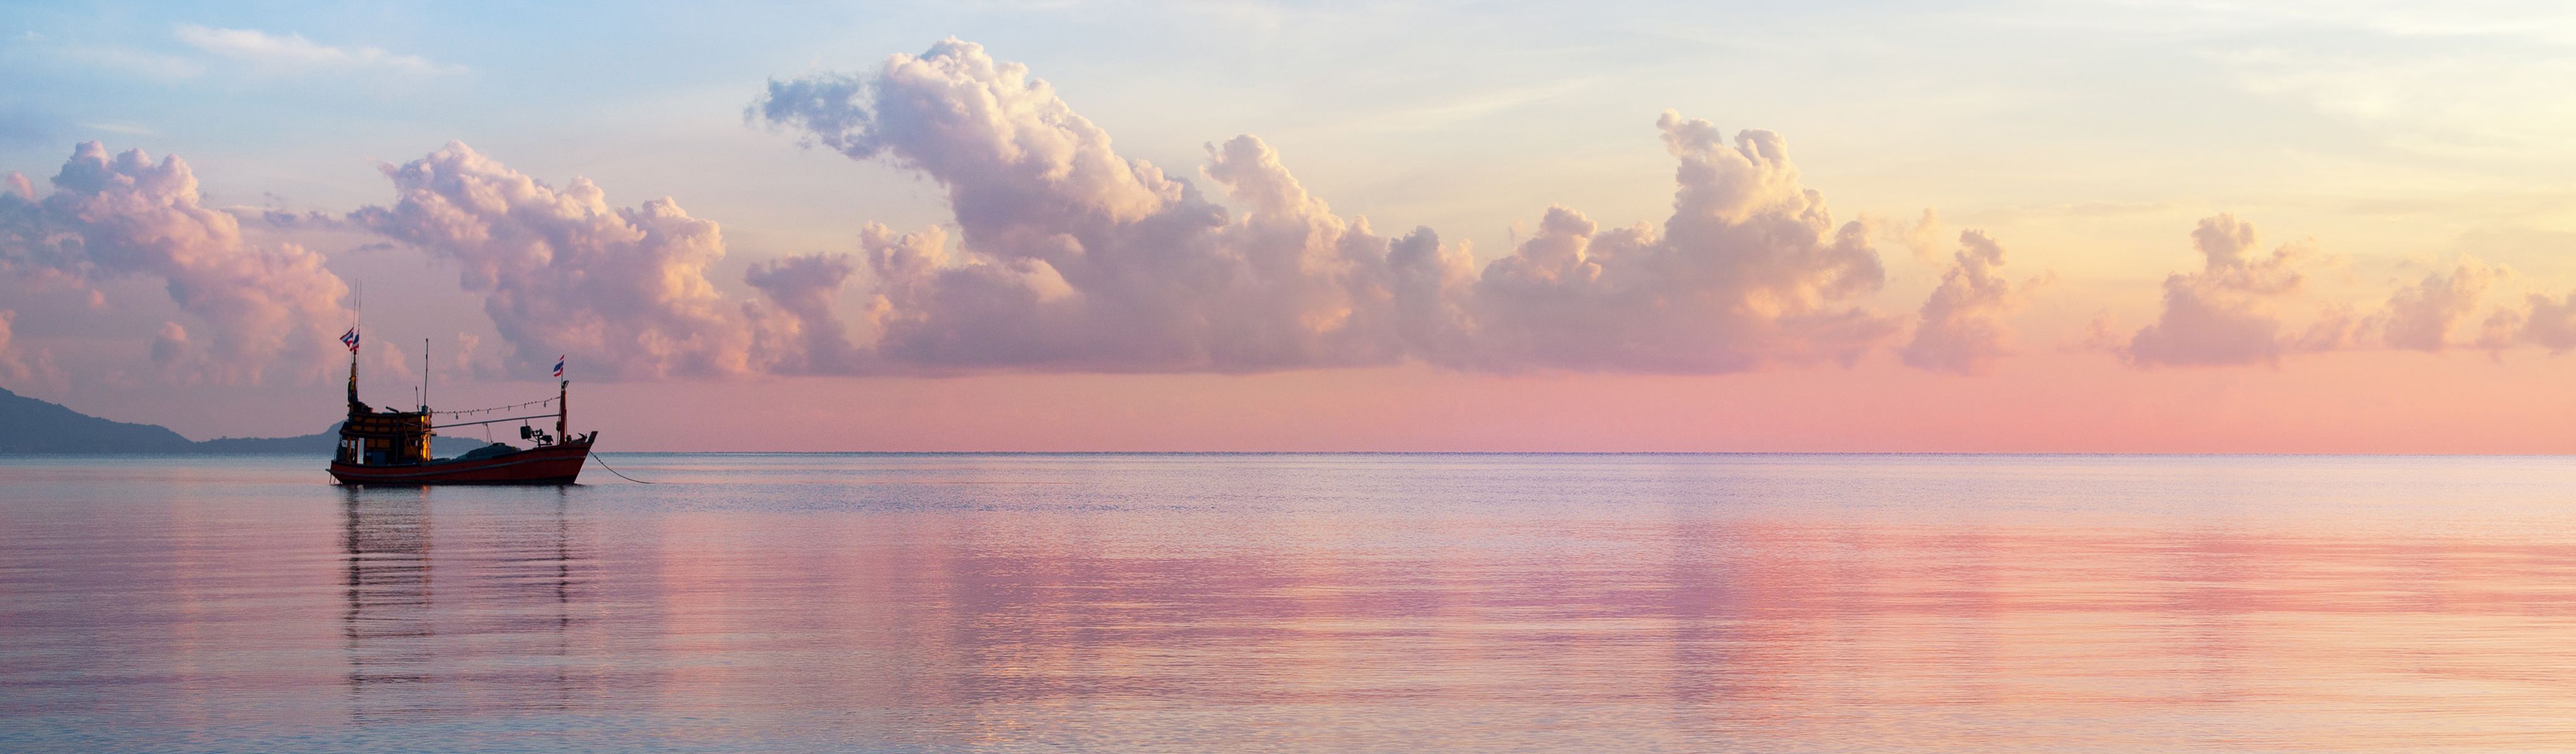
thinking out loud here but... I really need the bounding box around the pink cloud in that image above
[744,252,865,374]
[0,309,30,381]
[1901,230,2028,375]
[2123,214,2318,368]
[2469,284,2576,355]
[756,40,1897,374]
[351,142,758,380]
[757,39,1459,372]
[1460,112,1895,373]
[2379,260,2494,352]
[42,40,2568,391]
[0,142,350,385]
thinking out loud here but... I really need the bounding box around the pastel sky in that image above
[6,1,2576,452]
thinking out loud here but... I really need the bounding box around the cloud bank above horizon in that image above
[4,37,2570,388]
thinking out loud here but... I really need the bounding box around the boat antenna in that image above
[421,337,430,412]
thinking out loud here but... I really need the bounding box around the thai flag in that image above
[339,327,360,352]
[553,356,564,378]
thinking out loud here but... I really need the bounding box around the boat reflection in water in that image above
[340,488,431,719]
[339,487,603,724]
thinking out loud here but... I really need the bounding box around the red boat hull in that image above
[329,440,592,485]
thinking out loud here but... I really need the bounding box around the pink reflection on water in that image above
[8,454,2576,751]
[605,516,2576,749]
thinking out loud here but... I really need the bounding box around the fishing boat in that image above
[328,329,592,485]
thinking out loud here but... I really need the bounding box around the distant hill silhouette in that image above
[1,388,482,456]
[0,387,195,453]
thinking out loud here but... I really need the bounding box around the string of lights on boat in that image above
[430,397,559,419]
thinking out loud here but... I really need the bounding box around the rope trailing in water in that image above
[590,453,656,484]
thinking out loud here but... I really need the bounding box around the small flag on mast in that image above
[340,327,360,352]
[553,356,564,378]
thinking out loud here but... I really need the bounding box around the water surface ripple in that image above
[4,453,2575,751]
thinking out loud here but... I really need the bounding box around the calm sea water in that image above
[4,453,2576,752]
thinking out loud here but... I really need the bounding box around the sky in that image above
[5,1,2576,452]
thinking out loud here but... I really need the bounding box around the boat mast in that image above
[556,377,568,439]
[421,338,430,413]
[347,282,361,410]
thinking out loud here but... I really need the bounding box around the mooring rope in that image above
[590,453,656,484]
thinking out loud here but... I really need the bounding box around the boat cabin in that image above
[337,407,432,467]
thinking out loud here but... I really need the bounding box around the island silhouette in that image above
[1,388,482,456]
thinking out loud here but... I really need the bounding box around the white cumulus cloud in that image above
[755,39,1462,372]
[755,39,1899,374]
[351,142,758,380]
[1461,111,1895,373]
